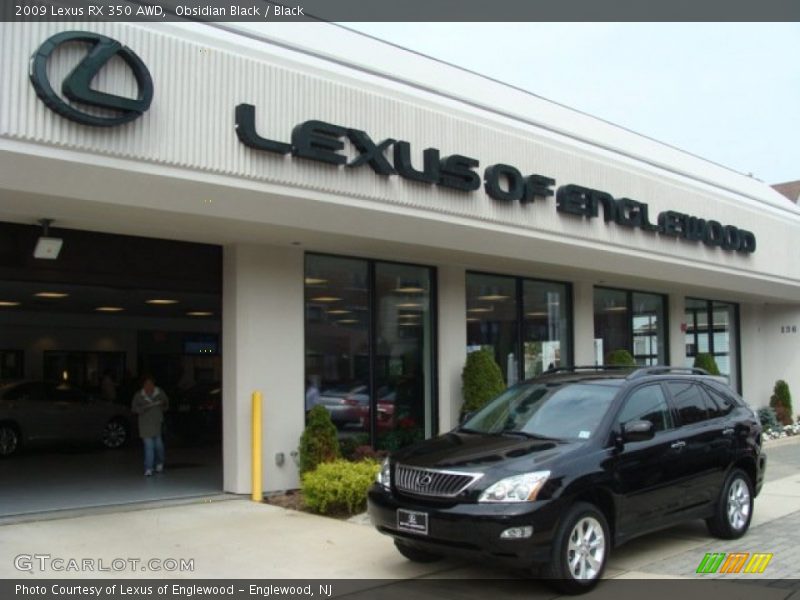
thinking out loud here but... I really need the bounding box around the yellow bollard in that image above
[251,391,263,502]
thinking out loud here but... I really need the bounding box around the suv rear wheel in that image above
[542,502,609,594]
[393,540,443,563]
[0,423,20,458]
[706,468,753,539]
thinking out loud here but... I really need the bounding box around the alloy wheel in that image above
[0,426,18,456]
[566,516,606,580]
[102,420,127,448]
[727,477,751,531]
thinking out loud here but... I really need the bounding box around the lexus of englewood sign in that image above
[236,105,756,254]
[29,31,756,255]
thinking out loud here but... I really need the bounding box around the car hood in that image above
[391,430,584,475]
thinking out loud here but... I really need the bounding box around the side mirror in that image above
[459,411,475,425]
[622,419,655,443]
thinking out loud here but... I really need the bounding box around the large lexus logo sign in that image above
[29,31,153,127]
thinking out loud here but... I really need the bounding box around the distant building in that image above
[773,180,800,203]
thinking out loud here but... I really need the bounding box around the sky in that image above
[341,23,799,185]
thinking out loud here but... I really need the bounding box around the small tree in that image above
[299,405,340,474]
[606,349,635,366]
[461,348,505,415]
[693,353,720,375]
[770,380,793,426]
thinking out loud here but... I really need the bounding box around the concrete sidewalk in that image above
[1,440,798,588]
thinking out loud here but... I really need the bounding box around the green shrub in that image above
[693,353,720,375]
[757,406,779,431]
[461,348,505,415]
[770,380,793,426]
[606,349,635,366]
[338,433,369,461]
[299,405,340,474]
[301,459,380,516]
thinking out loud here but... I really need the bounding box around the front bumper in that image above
[367,485,565,568]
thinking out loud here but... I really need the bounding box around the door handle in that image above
[722,428,735,436]
[671,440,686,449]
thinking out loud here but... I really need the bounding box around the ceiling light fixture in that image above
[0,301,21,307]
[186,311,214,317]
[34,292,69,299]
[145,299,179,305]
[304,277,327,285]
[326,309,351,315]
[310,296,341,303]
[467,307,493,313]
[396,302,422,309]
[33,218,63,260]
[95,306,125,313]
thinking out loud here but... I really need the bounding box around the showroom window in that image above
[594,287,667,365]
[304,254,435,451]
[466,272,572,384]
[685,298,739,389]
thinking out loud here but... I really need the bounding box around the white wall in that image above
[740,303,800,411]
[436,265,466,431]
[222,243,304,494]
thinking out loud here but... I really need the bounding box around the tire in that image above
[102,418,129,449]
[0,423,20,458]
[542,502,610,594]
[394,540,443,563]
[706,468,753,539]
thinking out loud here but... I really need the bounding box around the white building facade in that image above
[1,21,798,494]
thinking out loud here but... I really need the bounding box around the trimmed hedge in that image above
[693,353,720,375]
[301,459,380,516]
[299,405,340,474]
[606,349,635,366]
[461,348,505,415]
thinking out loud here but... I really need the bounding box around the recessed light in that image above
[305,277,328,285]
[467,307,492,313]
[604,306,628,312]
[310,296,341,303]
[146,299,179,305]
[466,317,480,322]
[95,306,125,313]
[35,292,69,298]
[395,286,425,293]
[477,294,509,301]
[327,309,351,315]
[526,311,548,317]
[186,311,214,317]
[399,322,420,327]
[0,301,21,307]
[336,319,359,324]
[396,302,422,308]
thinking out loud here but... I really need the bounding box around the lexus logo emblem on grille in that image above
[417,474,433,486]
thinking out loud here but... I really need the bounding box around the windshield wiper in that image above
[499,430,560,441]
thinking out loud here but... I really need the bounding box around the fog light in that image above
[500,526,533,539]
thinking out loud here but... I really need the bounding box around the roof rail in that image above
[627,366,710,380]
[542,365,634,375]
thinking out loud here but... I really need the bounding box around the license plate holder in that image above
[397,509,428,535]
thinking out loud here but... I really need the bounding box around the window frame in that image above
[466,269,574,383]
[304,252,439,447]
[614,382,676,436]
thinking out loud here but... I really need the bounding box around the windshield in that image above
[461,381,619,441]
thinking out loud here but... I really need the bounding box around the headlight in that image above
[376,458,391,490]
[478,471,550,503]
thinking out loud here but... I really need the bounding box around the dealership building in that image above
[0,20,798,510]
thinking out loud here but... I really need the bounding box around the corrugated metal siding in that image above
[0,21,794,279]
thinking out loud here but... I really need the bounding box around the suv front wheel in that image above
[542,502,609,594]
[706,468,753,539]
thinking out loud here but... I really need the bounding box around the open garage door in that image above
[0,222,223,517]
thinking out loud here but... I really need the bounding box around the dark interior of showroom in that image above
[0,221,223,517]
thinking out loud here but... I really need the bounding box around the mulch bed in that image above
[263,489,305,511]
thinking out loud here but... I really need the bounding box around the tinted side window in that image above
[668,382,708,425]
[703,385,735,417]
[618,384,673,432]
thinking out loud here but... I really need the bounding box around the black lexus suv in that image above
[368,366,767,593]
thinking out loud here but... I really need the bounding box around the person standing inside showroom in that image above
[131,375,169,477]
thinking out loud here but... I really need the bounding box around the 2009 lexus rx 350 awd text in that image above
[368,366,767,594]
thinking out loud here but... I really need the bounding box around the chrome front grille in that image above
[394,464,482,498]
